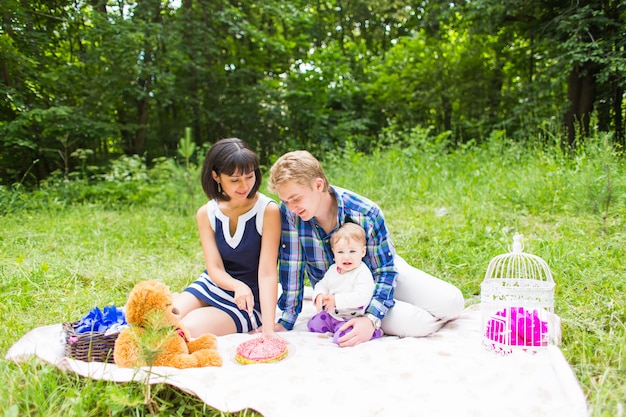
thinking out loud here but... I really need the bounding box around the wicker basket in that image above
[63,321,119,363]
[480,234,559,355]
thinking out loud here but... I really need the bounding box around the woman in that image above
[268,150,465,347]
[174,138,281,338]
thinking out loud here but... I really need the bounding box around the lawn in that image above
[1,136,624,416]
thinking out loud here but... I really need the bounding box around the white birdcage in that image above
[480,233,559,355]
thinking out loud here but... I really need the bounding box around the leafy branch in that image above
[131,310,177,416]
[177,127,197,209]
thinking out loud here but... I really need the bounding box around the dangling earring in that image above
[217,182,223,194]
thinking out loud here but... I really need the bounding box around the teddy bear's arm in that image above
[150,334,220,368]
[191,349,223,367]
[154,349,222,368]
[187,333,218,352]
[114,330,144,368]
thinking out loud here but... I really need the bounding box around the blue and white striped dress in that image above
[184,193,275,333]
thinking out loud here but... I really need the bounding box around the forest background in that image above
[0,0,625,185]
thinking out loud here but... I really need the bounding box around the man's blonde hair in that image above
[269,150,330,193]
[331,222,366,248]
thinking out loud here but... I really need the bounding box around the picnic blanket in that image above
[7,290,588,417]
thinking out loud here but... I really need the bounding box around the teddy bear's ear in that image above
[125,280,172,325]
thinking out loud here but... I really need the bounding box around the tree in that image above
[0,0,111,182]
[463,0,626,148]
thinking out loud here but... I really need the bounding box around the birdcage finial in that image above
[512,233,524,253]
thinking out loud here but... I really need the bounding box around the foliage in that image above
[365,21,506,143]
[0,154,204,217]
[1,0,624,186]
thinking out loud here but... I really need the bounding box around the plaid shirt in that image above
[277,185,397,330]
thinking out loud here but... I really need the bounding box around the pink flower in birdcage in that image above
[486,307,549,347]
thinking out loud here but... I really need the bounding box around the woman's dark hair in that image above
[201,138,261,201]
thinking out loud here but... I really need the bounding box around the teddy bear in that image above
[113,279,222,368]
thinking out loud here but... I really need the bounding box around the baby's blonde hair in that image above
[269,150,330,193]
[331,222,366,248]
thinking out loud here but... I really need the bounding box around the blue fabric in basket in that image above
[74,306,127,334]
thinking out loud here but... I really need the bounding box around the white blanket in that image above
[7,298,588,417]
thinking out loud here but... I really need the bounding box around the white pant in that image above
[381,256,465,337]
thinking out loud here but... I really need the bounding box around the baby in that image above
[307,222,383,344]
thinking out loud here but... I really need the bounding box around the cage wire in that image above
[480,233,560,355]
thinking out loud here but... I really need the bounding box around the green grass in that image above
[1,136,625,416]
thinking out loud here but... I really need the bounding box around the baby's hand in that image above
[323,294,336,312]
[314,294,325,312]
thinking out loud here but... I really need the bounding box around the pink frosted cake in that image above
[235,337,288,365]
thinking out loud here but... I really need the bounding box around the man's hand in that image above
[336,316,375,347]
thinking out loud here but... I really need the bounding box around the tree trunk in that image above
[132,0,162,155]
[135,97,149,154]
[564,62,596,148]
[442,95,452,132]
[90,0,107,15]
[612,73,624,148]
[1,10,16,89]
